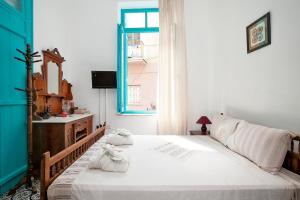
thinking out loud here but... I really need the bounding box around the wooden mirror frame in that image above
[42,48,65,96]
[33,48,73,116]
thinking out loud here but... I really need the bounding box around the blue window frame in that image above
[117,8,159,115]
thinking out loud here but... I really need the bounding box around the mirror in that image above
[47,61,59,94]
[41,48,65,96]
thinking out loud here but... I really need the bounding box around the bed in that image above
[41,126,300,200]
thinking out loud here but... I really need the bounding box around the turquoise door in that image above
[0,0,33,195]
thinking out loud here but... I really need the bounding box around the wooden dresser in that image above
[32,114,93,169]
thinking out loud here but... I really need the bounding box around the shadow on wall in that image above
[224,105,299,133]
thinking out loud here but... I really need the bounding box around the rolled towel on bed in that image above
[89,144,129,172]
[106,128,131,136]
[106,128,133,146]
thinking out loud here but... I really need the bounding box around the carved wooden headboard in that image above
[283,136,300,174]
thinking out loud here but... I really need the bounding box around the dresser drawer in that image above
[65,124,74,147]
[74,119,88,132]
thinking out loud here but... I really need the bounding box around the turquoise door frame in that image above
[0,0,33,195]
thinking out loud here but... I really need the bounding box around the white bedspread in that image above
[48,135,300,200]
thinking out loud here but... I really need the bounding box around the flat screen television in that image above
[91,71,117,89]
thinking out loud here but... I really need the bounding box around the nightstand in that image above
[189,130,210,135]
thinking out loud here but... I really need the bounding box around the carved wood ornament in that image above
[33,48,73,116]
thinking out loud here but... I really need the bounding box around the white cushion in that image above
[210,114,241,144]
[226,121,292,173]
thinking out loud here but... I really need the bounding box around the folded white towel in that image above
[105,128,133,146]
[89,144,129,172]
[106,128,131,136]
[106,134,133,146]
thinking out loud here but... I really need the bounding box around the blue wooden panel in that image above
[0,3,26,38]
[4,0,23,11]
[0,0,32,195]
[0,29,11,100]
[0,30,26,102]
[11,34,27,100]
[0,106,27,185]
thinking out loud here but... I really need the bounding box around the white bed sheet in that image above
[48,135,300,200]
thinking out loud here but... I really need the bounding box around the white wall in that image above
[206,0,300,132]
[34,0,210,134]
[35,0,300,133]
[34,0,162,134]
[34,0,72,80]
[185,0,214,130]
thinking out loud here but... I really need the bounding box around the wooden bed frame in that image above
[283,136,300,174]
[40,126,300,200]
[40,126,105,200]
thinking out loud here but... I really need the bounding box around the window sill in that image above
[117,111,157,116]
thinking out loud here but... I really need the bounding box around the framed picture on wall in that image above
[246,12,271,53]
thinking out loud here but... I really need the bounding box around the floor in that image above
[0,180,40,200]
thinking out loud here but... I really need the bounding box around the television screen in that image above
[91,71,117,89]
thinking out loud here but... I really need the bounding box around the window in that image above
[117,8,159,114]
[147,12,159,27]
[125,13,145,28]
[128,85,141,105]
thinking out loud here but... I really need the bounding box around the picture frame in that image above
[246,12,271,53]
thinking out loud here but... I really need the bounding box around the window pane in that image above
[128,85,141,105]
[147,12,159,27]
[4,0,22,11]
[127,32,159,112]
[125,13,145,28]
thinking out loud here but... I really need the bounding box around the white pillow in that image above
[210,114,241,144]
[226,121,292,173]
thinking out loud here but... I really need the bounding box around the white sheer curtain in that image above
[158,0,188,135]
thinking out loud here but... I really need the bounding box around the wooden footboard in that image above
[283,136,300,174]
[40,126,105,200]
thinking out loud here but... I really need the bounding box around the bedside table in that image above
[189,130,209,135]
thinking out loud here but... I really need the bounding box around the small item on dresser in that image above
[60,111,68,117]
[106,128,133,146]
[69,101,77,114]
[89,144,129,172]
[74,108,90,114]
[40,106,51,119]
[62,100,71,114]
